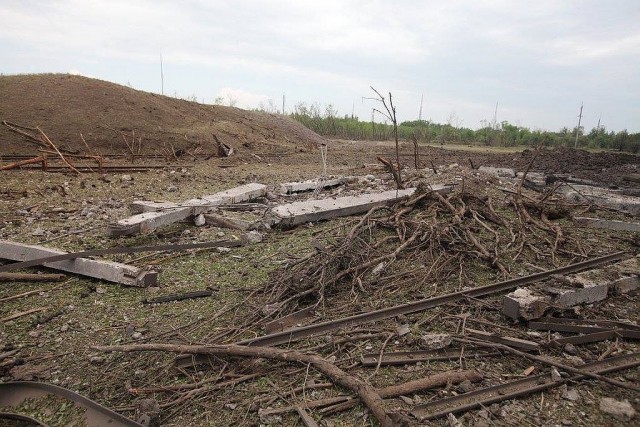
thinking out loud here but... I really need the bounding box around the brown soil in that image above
[0,74,325,155]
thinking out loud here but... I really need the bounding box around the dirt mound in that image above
[0,74,326,156]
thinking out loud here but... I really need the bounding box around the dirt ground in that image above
[1,81,639,427]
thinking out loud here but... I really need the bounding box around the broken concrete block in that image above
[478,166,515,178]
[503,288,549,321]
[552,281,609,308]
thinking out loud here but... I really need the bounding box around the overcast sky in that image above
[1,1,639,132]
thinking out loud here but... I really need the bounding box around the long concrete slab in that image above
[574,217,640,233]
[558,185,640,215]
[271,185,451,226]
[278,177,346,194]
[109,183,266,236]
[0,240,157,287]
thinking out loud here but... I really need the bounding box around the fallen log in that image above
[94,343,395,427]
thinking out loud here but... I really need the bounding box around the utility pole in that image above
[418,93,424,121]
[160,54,164,95]
[352,101,355,119]
[492,102,499,129]
[574,103,583,148]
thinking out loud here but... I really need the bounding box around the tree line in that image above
[286,102,640,153]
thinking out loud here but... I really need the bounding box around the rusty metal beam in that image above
[0,381,142,427]
[410,352,640,421]
[239,252,626,347]
[360,348,499,367]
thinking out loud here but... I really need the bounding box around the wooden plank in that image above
[574,217,640,233]
[112,183,266,236]
[271,185,451,226]
[0,240,157,287]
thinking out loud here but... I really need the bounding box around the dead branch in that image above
[94,343,395,427]
[0,156,45,171]
[37,128,81,174]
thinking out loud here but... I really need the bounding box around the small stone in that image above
[95,286,106,294]
[225,403,237,410]
[562,388,580,402]
[396,324,411,336]
[458,379,473,393]
[132,332,142,339]
[194,214,205,226]
[216,231,225,237]
[563,343,578,355]
[551,367,562,382]
[217,247,232,253]
[31,227,46,236]
[599,397,636,420]
[89,356,104,364]
[246,230,263,244]
[167,185,178,192]
[561,420,572,426]
[120,174,133,182]
[447,413,462,427]
[134,369,145,378]
[60,324,69,332]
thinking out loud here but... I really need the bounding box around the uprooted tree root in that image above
[256,175,581,321]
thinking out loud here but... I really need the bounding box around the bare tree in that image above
[365,87,402,189]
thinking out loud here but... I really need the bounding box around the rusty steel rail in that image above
[410,351,640,421]
[0,382,142,427]
[239,251,627,347]
[360,348,500,367]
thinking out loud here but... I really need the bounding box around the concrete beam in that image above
[558,185,640,215]
[270,185,451,227]
[278,177,346,194]
[0,240,157,287]
[574,217,640,233]
[110,183,266,236]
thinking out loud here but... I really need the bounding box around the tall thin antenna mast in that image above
[418,93,424,121]
[574,103,583,148]
[160,54,164,95]
[492,102,499,129]
[282,94,285,114]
